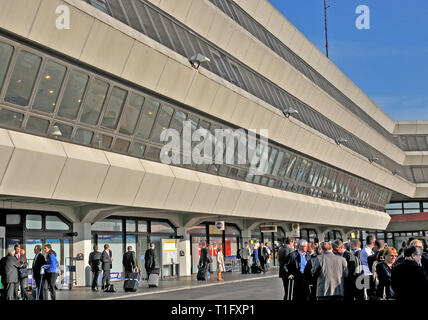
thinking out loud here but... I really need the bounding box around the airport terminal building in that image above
[0,0,426,286]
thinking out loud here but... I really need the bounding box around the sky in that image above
[269,0,428,121]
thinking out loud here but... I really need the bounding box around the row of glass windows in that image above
[91,218,174,234]
[208,0,397,148]
[385,201,428,215]
[82,0,412,183]
[0,36,391,211]
[5,214,70,230]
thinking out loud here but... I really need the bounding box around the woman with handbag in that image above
[217,247,225,281]
[42,244,58,300]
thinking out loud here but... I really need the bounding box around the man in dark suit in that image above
[284,239,310,300]
[5,248,21,300]
[88,245,102,291]
[101,244,113,290]
[278,236,295,300]
[123,246,138,279]
[332,239,356,300]
[0,255,7,300]
[145,243,156,277]
[258,243,269,273]
[32,245,46,300]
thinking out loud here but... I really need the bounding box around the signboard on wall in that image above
[291,224,300,237]
[209,225,223,235]
[215,221,225,231]
[260,225,277,233]
[162,239,179,265]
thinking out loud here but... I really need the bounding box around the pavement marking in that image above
[98,274,278,300]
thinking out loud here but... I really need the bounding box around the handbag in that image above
[18,267,28,279]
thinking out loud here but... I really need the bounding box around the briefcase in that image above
[18,267,28,279]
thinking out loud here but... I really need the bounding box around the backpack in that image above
[354,253,363,276]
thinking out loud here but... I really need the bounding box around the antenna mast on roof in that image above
[324,0,330,58]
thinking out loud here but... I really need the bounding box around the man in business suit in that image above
[278,236,295,300]
[312,241,348,300]
[284,239,310,300]
[32,245,46,300]
[123,246,138,279]
[88,245,102,291]
[14,244,29,300]
[332,239,356,301]
[5,248,21,300]
[144,243,156,277]
[101,244,113,290]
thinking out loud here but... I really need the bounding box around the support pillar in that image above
[73,222,92,287]
[177,227,191,277]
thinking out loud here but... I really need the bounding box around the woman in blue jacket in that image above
[42,244,58,300]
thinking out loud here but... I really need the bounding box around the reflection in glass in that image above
[101,86,127,129]
[26,116,50,135]
[119,92,144,135]
[26,214,42,229]
[32,60,66,113]
[46,215,69,230]
[136,99,160,139]
[0,109,24,129]
[129,142,146,157]
[73,128,93,145]
[112,138,130,153]
[0,42,13,91]
[92,133,113,149]
[53,122,73,140]
[58,70,89,119]
[5,50,42,106]
[150,105,174,144]
[80,79,109,125]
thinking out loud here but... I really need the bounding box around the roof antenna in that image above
[324,0,330,58]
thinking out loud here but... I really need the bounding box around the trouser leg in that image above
[49,272,57,300]
[92,271,100,289]
[43,273,50,300]
[102,269,111,288]
[6,283,16,300]
[20,278,29,299]
[282,277,289,300]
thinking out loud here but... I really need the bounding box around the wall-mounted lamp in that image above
[392,169,400,176]
[282,107,299,118]
[189,53,210,69]
[335,137,348,145]
[51,126,62,139]
[368,157,379,164]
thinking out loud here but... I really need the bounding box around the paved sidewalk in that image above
[56,267,279,300]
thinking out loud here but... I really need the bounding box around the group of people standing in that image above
[278,235,428,300]
[238,242,272,274]
[198,242,226,281]
[88,242,156,291]
[0,243,58,300]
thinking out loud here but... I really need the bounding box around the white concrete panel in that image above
[207,10,235,49]
[266,9,284,37]
[0,131,66,198]
[230,97,257,129]
[237,0,260,16]
[80,20,134,76]
[249,107,273,132]
[209,86,241,121]
[251,184,273,218]
[184,73,219,114]
[233,181,258,216]
[156,58,195,103]
[184,0,216,38]
[278,20,296,47]
[0,0,41,38]
[121,41,168,92]
[0,129,14,185]
[158,0,193,23]
[134,160,175,209]
[190,172,222,213]
[164,166,200,211]
[213,177,241,215]
[29,0,94,59]
[53,143,109,202]
[253,0,274,26]
[97,152,146,206]
[245,42,267,72]
[226,26,252,62]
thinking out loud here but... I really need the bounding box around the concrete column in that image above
[177,227,191,277]
[241,230,251,246]
[73,222,92,287]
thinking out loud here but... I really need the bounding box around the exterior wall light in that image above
[283,107,299,118]
[51,125,62,139]
[189,53,210,69]
[392,169,400,175]
[368,157,379,164]
[335,137,348,145]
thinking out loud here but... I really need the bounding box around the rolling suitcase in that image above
[124,272,140,292]
[25,287,37,300]
[197,266,207,281]
[286,279,294,301]
[148,273,159,288]
[250,262,262,274]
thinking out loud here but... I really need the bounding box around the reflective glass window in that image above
[112,138,130,153]
[73,128,93,145]
[92,133,113,149]
[129,142,146,158]
[285,155,296,178]
[271,151,284,176]
[296,159,307,182]
[57,70,89,120]
[26,116,50,135]
[144,146,161,161]
[150,105,174,144]
[101,86,127,129]
[46,215,69,230]
[0,42,13,91]
[138,221,148,233]
[403,202,419,209]
[53,122,73,140]
[0,108,24,129]
[151,221,174,234]
[278,152,291,177]
[267,148,278,174]
[119,92,144,135]
[136,98,160,139]
[5,50,42,106]
[32,61,66,113]
[169,110,187,135]
[126,220,136,232]
[6,214,20,225]
[92,219,122,231]
[26,214,42,230]
[80,78,109,125]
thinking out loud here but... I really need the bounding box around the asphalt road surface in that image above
[127,276,284,300]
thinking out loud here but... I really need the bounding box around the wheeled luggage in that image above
[26,287,37,300]
[251,263,262,274]
[286,279,294,301]
[148,273,159,287]
[197,265,208,281]
[124,272,140,292]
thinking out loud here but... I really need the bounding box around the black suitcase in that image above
[25,288,37,300]
[124,272,139,292]
[251,263,262,274]
[197,266,208,281]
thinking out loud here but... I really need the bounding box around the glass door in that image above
[25,239,43,287]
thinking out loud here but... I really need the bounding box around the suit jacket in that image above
[198,248,211,268]
[145,248,156,271]
[240,247,251,260]
[284,250,309,278]
[391,259,428,300]
[32,252,46,278]
[335,250,356,277]
[123,251,137,272]
[312,251,348,297]
[278,246,293,278]
[89,250,102,272]
[101,250,112,271]
[5,255,21,284]
[258,247,269,262]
